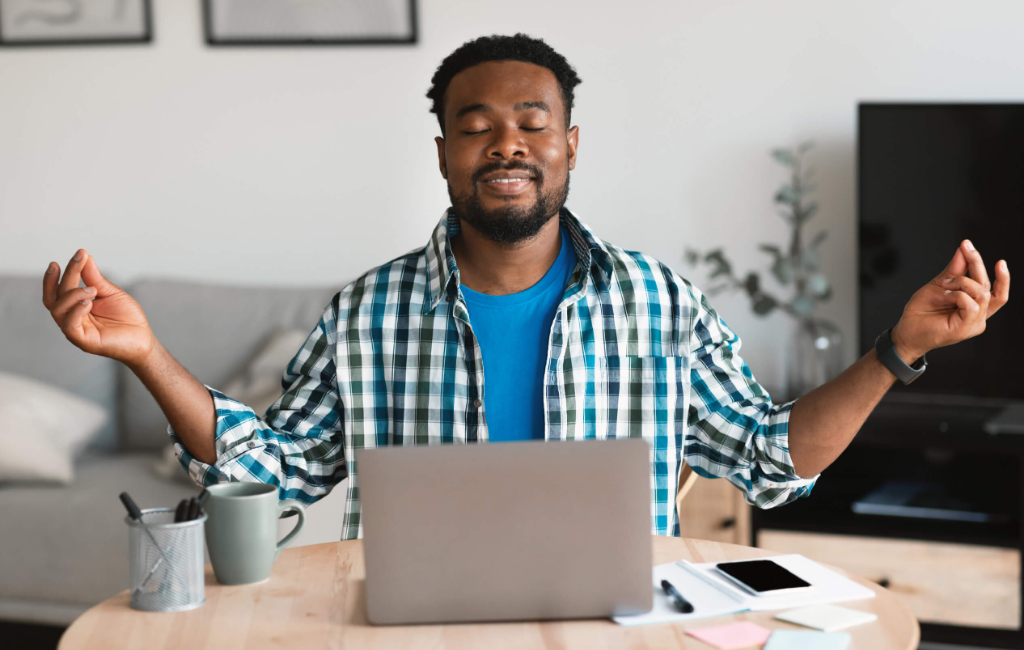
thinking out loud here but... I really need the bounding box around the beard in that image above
[447,160,570,245]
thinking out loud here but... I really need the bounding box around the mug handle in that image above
[275,500,306,560]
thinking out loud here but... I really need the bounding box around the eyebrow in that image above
[454,101,551,119]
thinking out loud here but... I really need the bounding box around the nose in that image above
[487,123,527,160]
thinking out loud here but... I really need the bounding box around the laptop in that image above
[358,438,654,625]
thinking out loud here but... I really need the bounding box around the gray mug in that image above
[203,483,305,585]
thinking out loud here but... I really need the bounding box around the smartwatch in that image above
[875,328,927,385]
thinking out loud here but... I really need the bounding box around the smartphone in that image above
[714,559,812,596]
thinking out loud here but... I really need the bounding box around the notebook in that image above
[686,621,773,649]
[613,554,875,627]
[764,629,852,650]
[774,604,878,632]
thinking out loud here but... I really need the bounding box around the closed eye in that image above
[462,129,489,135]
[522,127,545,132]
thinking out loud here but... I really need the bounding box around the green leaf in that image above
[752,295,777,316]
[771,256,793,285]
[808,273,830,297]
[801,202,819,221]
[744,272,760,296]
[759,244,782,257]
[792,295,816,316]
[684,248,699,266]
[703,250,732,278]
[800,248,820,271]
[774,185,800,204]
[771,149,796,167]
[797,140,815,153]
[808,230,828,249]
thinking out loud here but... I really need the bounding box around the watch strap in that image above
[875,328,927,385]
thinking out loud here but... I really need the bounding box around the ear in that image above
[566,125,579,171]
[435,136,447,179]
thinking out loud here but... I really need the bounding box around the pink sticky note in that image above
[686,621,773,649]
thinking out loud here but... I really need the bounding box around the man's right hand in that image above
[42,249,156,368]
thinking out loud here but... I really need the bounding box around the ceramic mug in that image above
[203,482,305,585]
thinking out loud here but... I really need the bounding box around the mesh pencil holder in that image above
[125,508,206,612]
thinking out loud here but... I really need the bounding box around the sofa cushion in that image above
[0,452,201,623]
[0,372,108,483]
[121,280,339,450]
[0,275,118,450]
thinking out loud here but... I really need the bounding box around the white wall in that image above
[4,0,1024,388]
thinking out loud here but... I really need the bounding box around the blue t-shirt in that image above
[460,228,577,442]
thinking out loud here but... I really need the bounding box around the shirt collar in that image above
[423,207,612,315]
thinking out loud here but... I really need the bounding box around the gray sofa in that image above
[0,275,344,626]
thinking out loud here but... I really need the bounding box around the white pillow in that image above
[0,371,108,484]
[154,329,310,483]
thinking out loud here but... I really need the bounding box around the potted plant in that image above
[686,142,842,399]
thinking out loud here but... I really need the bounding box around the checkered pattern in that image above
[170,209,817,540]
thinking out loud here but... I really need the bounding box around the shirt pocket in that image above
[596,355,687,439]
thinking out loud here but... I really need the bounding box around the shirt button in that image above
[247,441,256,449]
[474,399,482,408]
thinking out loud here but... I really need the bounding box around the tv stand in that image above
[752,401,1024,649]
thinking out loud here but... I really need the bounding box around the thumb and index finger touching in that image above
[42,249,118,309]
[936,239,1010,317]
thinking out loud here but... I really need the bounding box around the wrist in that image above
[123,336,164,376]
[890,324,924,366]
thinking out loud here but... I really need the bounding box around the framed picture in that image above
[0,0,152,46]
[203,0,417,46]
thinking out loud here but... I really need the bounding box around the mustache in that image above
[471,160,544,185]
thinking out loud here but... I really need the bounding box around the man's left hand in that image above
[891,240,1010,363]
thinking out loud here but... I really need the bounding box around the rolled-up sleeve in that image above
[169,299,347,505]
[683,290,817,508]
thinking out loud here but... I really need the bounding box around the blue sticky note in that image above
[764,630,851,650]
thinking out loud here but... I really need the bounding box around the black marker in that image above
[661,579,694,613]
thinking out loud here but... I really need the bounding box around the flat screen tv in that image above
[859,103,1023,404]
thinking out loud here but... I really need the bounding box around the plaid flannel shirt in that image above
[171,209,817,540]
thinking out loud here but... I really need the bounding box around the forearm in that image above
[787,344,918,478]
[127,341,218,465]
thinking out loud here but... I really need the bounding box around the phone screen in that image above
[715,560,811,593]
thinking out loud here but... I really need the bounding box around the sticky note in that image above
[764,630,851,650]
[774,604,877,632]
[685,621,773,649]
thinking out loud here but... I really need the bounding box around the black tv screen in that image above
[859,104,1024,401]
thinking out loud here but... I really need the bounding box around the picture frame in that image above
[203,0,417,47]
[0,0,152,46]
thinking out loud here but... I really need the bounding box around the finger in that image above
[42,262,60,309]
[80,255,118,297]
[988,259,1011,318]
[58,249,89,297]
[944,275,989,304]
[61,296,94,340]
[937,247,967,283]
[950,290,981,332]
[49,286,97,324]
[960,240,991,292]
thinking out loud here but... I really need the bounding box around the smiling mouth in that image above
[480,177,534,195]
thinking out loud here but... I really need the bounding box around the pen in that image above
[661,579,695,613]
[120,492,172,594]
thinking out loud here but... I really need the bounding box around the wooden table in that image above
[59,537,919,649]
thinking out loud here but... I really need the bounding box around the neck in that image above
[451,213,562,296]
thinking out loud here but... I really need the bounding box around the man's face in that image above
[436,61,579,245]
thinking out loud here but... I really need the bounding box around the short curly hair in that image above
[426,33,582,136]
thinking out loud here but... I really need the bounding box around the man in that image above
[43,34,1010,539]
